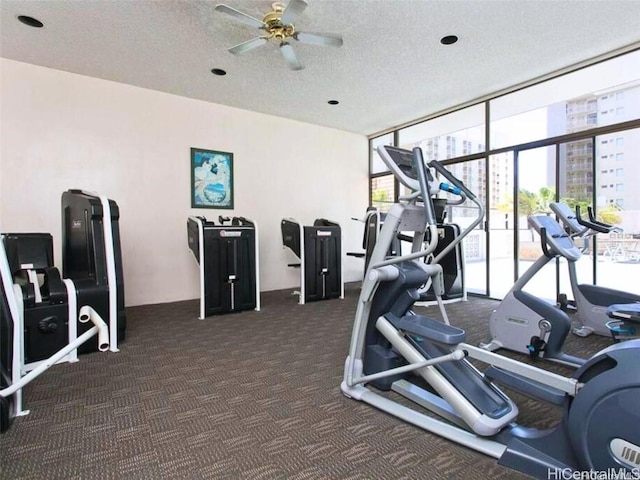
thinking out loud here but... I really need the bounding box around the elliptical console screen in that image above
[378,145,434,191]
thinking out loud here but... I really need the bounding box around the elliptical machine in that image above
[341,145,640,479]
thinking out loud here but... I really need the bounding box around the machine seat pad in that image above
[607,303,640,323]
[391,314,466,345]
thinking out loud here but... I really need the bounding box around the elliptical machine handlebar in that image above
[427,158,485,264]
[413,147,437,228]
[428,159,477,201]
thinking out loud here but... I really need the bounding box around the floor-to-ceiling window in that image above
[448,158,487,295]
[515,146,556,302]
[395,105,488,294]
[592,128,640,295]
[369,49,640,300]
[369,133,395,212]
[557,140,595,300]
[487,152,513,298]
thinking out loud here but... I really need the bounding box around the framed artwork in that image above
[190,147,234,209]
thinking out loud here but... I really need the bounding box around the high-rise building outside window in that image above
[369,49,640,298]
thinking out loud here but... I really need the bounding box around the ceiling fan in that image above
[215,0,343,71]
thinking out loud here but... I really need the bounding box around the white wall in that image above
[0,59,369,306]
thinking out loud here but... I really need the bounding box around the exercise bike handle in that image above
[427,160,477,200]
[539,227,556,259]
[587,206,622,231]
[575,206,617,234]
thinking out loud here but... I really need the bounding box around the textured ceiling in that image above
[1,0,640,136]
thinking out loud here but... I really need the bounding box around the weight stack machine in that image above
[62,189,126,352]
[281,218,344,305]
[1,189,124,432]
[187,216,260,318]
[2,233,74,367]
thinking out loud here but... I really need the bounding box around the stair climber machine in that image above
[341,145,640,479]
[1,190,126,433]
[281,218,343,305]
[187,215,260,318]
[550,202,640,340]
[61,190,126,351]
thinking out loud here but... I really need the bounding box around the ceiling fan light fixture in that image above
[211,68,227,76]
[17,15,44,28]
[440,35,459,45]
[215,0,342,70]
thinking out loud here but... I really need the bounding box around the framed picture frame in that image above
[190,147,234,209]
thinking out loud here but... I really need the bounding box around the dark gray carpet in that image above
[0,284,612,480]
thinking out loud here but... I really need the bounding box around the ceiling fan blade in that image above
[281,0,308,25]
[280,42,303,70]
[294,32,343,48]
[215,4,265,29]
[229,37,268,55]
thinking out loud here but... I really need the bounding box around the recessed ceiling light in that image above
[328,100,339,105]
[17,15,44,28]
[211,68,227,76]
[440,35,458,45]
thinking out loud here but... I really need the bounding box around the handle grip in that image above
[587,206,615,229]
[575,206,611,234]
[428,160,476,200]
[413,147,437,226]
[539,227,555,259]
